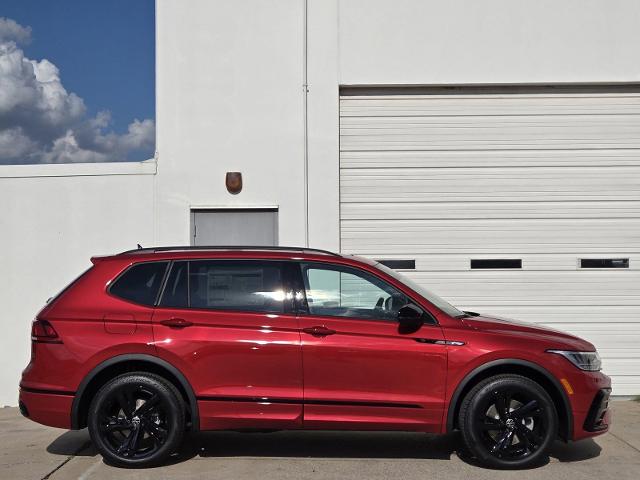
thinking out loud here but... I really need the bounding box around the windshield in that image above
[374,262,465,318]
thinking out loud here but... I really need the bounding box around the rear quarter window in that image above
[109,261,169,306]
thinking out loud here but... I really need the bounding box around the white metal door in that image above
[191,209,278,246]
[339,87,640,395]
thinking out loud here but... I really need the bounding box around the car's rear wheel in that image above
[88,372,185,467]
[458,374,558,469]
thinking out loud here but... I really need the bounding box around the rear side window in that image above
[186,260,285,313]
[110,262,169,306]
[160,261,188,308]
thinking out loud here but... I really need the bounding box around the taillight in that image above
[31,319,61,343]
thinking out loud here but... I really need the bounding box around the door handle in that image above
[302,326,336,337]
[159,318,193,328]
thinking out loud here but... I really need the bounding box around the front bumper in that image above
[583,388,611,432]
[566,371,612,441]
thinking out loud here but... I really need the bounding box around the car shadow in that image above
[46,429,96,457]
[46,429,602,469]
[181,430,459,461]
[549,438,602,463]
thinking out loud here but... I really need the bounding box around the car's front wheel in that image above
[88,372,185,467]
[458,374,558,469]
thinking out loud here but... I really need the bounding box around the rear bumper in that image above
[19,388,73,429]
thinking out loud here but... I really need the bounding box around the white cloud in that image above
[0,17,31,44]
[41,115,156,164]
[0,17,155,164]
[0,127,38,161]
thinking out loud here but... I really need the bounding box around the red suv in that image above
[20,246,611,468]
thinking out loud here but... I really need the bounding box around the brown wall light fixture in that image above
[225,172,243,194]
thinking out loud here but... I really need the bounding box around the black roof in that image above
[119,245,340,257]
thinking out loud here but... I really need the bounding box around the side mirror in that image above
[397,303,424,334]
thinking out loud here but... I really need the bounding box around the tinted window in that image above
[188,260,285,313]
[110,262,168,306]
[580,258,629,269]
[470,259,522,269]
[159,261,188,307]
[300,263,409,321]
[376,259,416,270]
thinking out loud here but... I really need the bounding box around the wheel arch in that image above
[71,354,199,431]
[446,359,573,441]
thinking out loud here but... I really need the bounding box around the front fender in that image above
[444,357,573,440]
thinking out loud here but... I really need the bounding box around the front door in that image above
[294,262,447,432]
[152,259,302,430]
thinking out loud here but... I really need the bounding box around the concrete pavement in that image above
[1,400,639,480]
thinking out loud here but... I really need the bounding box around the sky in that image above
[0,0,155,163]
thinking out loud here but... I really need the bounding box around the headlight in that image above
[547,350,602,371]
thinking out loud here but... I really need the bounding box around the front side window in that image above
[373,262,464,317]
[300,263,409,321]
[187,260,285,313]
[110,262,168,306]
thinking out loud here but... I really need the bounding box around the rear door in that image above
[294,262,448,432]
[152,259,303,430]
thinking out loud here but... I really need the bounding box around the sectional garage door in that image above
[339,87,640,395]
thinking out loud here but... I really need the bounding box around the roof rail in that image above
[119,245,341,257]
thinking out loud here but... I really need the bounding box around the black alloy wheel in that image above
[88,373,185,467]
[458,374,558,469]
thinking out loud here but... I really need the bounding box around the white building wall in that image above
[0,163,156,406]
[1,0,640,404]
[339,0,640,85]
[309,0,640,251]
[306,0,340,251]
[154,0,308,247]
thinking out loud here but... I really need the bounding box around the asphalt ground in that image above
[1,400,639,480]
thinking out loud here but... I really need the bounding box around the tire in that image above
[88,372,185,468]
[458,374,558,469]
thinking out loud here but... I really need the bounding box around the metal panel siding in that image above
[339,90,640,395]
